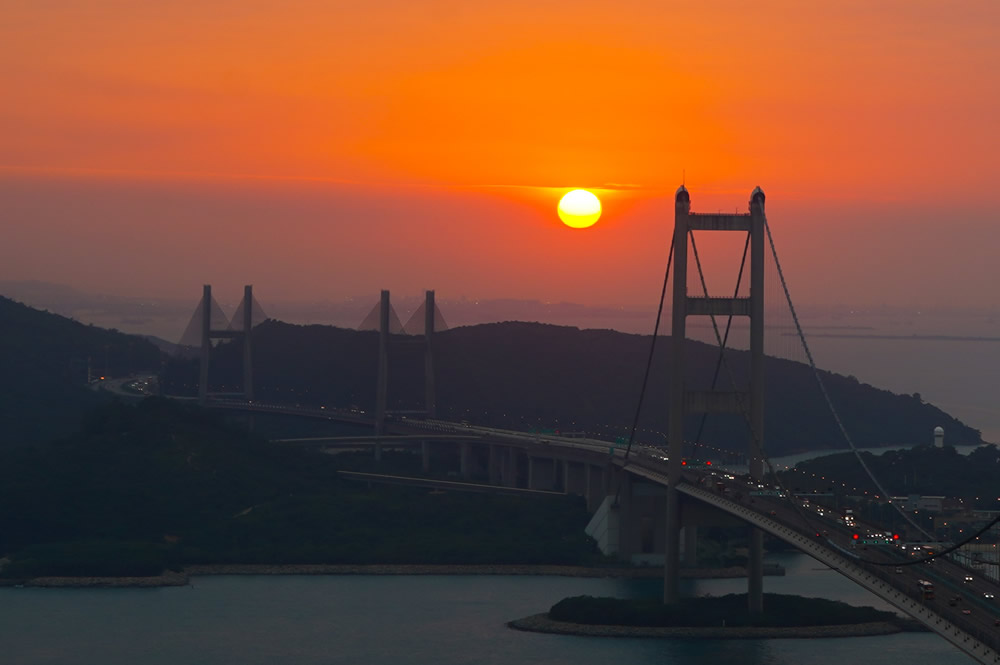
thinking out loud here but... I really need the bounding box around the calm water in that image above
[0,553,972,665]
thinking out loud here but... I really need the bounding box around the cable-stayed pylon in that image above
[371,290,440,461]
[188,285,258,404]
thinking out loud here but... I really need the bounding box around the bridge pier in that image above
[487,444,500,484]
[459,442,472,480]
[375,290,389,448]
[500,448,518,488]
[564,461,588,499]
[663,186,768,612]
[586,464,608,512]
[529,457,562,491]
[748,527,764,613]
[421,440,431,473]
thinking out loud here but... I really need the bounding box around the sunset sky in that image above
[2,1,999,309]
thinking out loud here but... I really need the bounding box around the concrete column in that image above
[748,187,766,615]
[665,186,690,604]
[374,290,389,458]
[567,462,588,499]
[488,444,500,484]
[500,448,513,487]
[585,464,604,513]
[243,285,254,401]
[618,472,634,558]
[748,527,764,613]
[460,442,472,480]
[424,290,436,418]
[198,285,211,405]
[585,464,594,510]
[527,456,536,490]
[421,440,431,473]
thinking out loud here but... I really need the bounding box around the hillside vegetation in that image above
[0,399,598,577]
[163,320,981,456]
[0,295,162,446]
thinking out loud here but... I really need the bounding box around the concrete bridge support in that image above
[197,284,254,406]
[528,457,560,491]
[459,442,473,480]
[375,290,389,450]
[585,464,606,513]
[373,289,437,457]
[564,461,588,499]
[501,448,519,488]
[487,444,501,484]
[421,440,431,473]
[664,186,767,614]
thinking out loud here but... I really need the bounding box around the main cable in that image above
[763,217,933,541]
[614,235,674,504]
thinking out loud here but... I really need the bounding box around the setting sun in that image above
[557,190,601,229]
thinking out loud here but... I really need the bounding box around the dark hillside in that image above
[0,295,162,446]
[0,399,597,575]
[163,320,980,456]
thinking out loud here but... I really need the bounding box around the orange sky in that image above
[1,0,999,307]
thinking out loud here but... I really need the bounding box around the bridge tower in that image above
[373,290,440,458]
[197,284,256,404]
[664,186,767,613]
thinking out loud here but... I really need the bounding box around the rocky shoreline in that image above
[507,613,912,639]
[2,564,766,588]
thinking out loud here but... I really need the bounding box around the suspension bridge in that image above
[172,186,1000,664]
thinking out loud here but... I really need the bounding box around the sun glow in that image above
[557,189,601,228]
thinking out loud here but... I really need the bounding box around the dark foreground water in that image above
[0,553,973,665]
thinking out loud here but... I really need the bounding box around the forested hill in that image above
[162,320,981,456]
[0,295,162,446]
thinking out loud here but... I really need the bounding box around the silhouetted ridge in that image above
[0,295,163,445]
[162,319,981,455]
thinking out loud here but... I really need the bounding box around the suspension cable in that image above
[614,235,674,503]
[688,230,919,561]
[763,218,933,541]
[679,220,972,567]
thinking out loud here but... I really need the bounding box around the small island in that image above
[509,593,924,639]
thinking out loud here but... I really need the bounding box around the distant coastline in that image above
[781,332,1000,342]
[2,563,771,588]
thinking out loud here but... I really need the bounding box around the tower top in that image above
[675,184,690,204]
[751,186,765,204]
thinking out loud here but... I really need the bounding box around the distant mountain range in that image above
[162,319,982,457]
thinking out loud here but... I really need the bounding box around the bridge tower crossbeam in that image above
[665,186,767,612]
